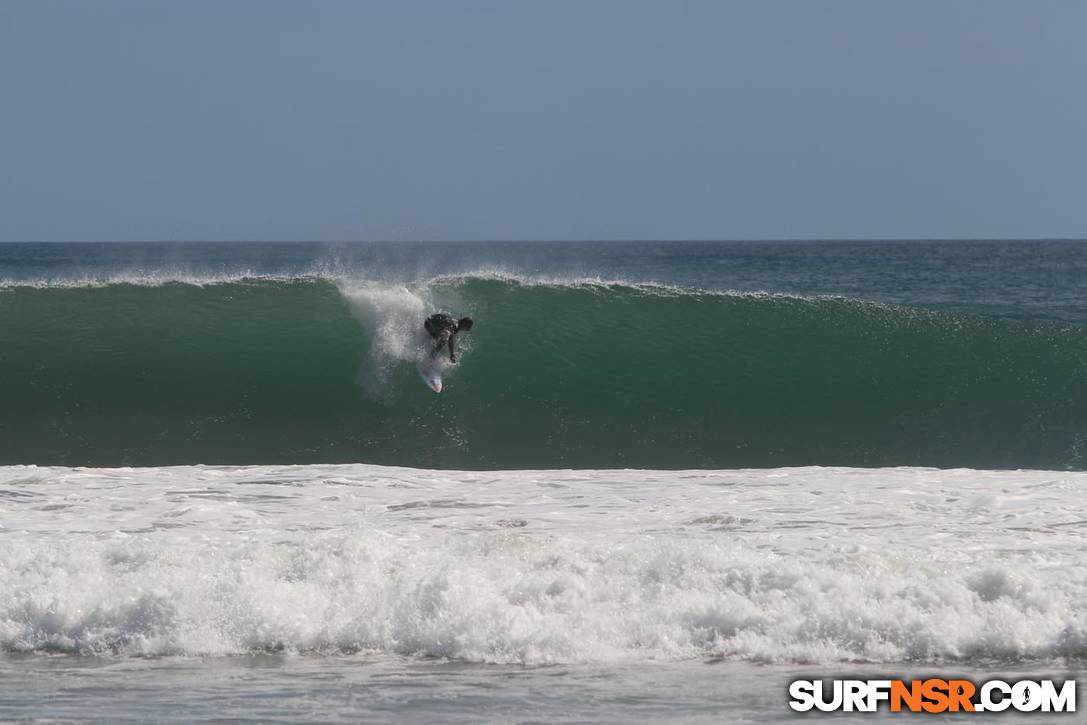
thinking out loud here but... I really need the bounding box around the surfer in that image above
[425,313,473,363]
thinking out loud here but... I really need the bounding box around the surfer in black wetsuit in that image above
[425,313,473,363]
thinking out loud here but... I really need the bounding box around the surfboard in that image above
[417,356,444,393]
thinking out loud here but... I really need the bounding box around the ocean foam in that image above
[2,465,1086,664]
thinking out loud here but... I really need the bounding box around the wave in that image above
[1,275,1085,469]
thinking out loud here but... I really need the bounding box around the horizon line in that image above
[3,237,1087,244]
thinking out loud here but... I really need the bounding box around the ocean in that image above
[2,240,1086,722]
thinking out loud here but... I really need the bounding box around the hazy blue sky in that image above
[2,1,1085,241]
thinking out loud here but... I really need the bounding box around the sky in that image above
[2,0,1086,241]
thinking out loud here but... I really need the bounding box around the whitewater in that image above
[3,462,1086,721]
[5,463,1087,663]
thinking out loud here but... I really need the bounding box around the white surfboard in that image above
[417,356,444,393]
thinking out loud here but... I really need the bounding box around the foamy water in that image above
[4,464,1086,666]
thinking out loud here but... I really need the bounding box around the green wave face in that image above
[2,277,1085,469]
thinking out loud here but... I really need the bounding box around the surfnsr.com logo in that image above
[789,678,1076,713]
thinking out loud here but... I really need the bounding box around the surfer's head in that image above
[457,317,474,331]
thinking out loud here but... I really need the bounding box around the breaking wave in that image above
[1,274,1085,469]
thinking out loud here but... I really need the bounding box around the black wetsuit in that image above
[424,313,458,342]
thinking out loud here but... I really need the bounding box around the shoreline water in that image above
[2,655,1081,723]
